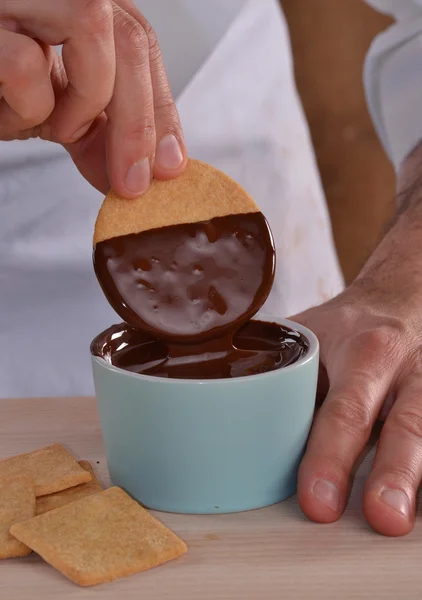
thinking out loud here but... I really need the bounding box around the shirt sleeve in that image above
[364,0,422,170]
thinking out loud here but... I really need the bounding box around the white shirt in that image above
[365,0,422,170]
[4,0,413,398]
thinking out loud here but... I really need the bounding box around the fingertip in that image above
[298,479,344,524]
[123,157,151,198]
[363,486,414,537]
[153,162,187,182]
[61,122,92,145]
[108,157,151,200]
[298,463,345,524]
[153,133,187,180]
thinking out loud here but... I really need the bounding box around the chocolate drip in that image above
[91,320,309,380]
[93,212,308,379]
[94,213,275,342]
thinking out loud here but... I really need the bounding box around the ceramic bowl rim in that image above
[91,313,319,386]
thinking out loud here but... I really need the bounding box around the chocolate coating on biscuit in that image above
[94,159,260,245]
[94,212,275,342]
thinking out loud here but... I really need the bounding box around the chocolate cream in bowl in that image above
[92,211,308,379]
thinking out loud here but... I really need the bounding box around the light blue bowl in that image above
[91,315,319,514]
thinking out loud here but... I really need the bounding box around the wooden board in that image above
[0,396,421,599]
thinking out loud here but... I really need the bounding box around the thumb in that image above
[39,52,111,196]
[63,114,110,195]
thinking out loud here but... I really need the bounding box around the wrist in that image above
[354,151,422,297]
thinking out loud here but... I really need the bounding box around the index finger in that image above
[3,0,116,142]
[116,0,187,178]
[105,6,156,198]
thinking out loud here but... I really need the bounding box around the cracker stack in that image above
[0,444,187,586]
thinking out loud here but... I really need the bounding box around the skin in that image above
[294,143,422,536]
[0,0,187,198]
[2,0,422,537]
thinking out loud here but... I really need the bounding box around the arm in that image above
[282,0,395,283]
[0,0,187,198]
[295,0,422,537]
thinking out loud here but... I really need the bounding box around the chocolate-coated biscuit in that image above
[94,159,259,245]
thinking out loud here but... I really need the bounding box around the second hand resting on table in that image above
[1,0,421,537]
[295,150,422,537]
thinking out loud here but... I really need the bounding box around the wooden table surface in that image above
[1,396,421,599]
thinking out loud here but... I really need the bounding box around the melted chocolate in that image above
[93,210,308,379]
[93,213,275,342]
[91,320,309,380]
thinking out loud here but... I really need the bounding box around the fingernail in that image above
[312,479,341,512]
[125,158,150,195]
[69,123,92,143]
[380,487,410,519]
[155,134,184,170]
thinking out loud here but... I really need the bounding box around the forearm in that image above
[356,143,422,294]
[282,0,394,283]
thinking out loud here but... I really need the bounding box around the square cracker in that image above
[0,476,35,559]
[0,444,91,497]
[11,487,188,586]
[36,461,102,516]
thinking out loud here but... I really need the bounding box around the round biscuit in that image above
[93,159,259,245]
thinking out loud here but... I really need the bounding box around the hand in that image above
[0,0,187,197]
[293,204,422,535]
